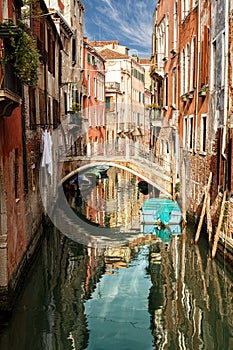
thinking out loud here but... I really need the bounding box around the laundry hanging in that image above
[41,129,53,176]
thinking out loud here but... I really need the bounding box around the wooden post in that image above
[206,192,212,243]
[212,191,227,259]
[195,172,212,243]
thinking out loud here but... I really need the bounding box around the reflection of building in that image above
[147,227,233,349]
[65,167,147,231]
[84,246,105,298]
[104,246,131,272]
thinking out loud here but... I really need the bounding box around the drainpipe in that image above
[194,0,201,153]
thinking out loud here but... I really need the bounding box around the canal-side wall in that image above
[0,222,45,313]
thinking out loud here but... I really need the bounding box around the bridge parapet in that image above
[59,139,173,197]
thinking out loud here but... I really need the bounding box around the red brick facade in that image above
[83,38,106,153]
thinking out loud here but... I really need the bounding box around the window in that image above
[172,68,177,105]
[48,29,55,75]
[210,40,216,90]
[158,22,165,67]
[48,97,51,125]
[94,77,97,99]
[190,36,196,90]
[201,115,207,153]
[29,87,36,129]
[72,36,76,64]
[53,99,59,129]
[185,43,190,93]
[165,14,169,58]
[87,53,91,63]
[39,90,46,125]
[88,75,90,97]
[183,116,188,148]
[201,26,209,86]
[92,56,97,66]
[189,116,194,149]
[182,0,190,20]
[79,8,83,24]
[182,48,185,95]
[64,92,67,115]
[106,97,111,109]
[173,1,178,49]
[165,74,168,106]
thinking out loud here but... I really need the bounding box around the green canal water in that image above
[0,167,233,349]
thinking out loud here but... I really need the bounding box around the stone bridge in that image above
[59,141,174,198]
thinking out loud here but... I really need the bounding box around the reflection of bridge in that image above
[59,140,173,198]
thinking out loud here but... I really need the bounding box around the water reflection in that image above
[1,226,233,349]
[1,167,233,349]
[63,166,157,231]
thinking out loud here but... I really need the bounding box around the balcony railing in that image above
[105,82,120,91]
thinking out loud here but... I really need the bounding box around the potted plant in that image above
[198,84,208,96]
[181,94,187,102]
[72,102,81,112]
[151,103,162,111]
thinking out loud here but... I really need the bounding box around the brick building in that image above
[0,0,63,310]
[151,0,180,195]
[83,38,106,156]
[152,0,233,254]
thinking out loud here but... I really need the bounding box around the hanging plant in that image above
[1,19,40,87]
[72,102,81,112]
[147,103,162,110]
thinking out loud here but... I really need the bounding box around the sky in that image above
[82,0,157,58]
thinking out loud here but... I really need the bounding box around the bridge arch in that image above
[60,161,172,198]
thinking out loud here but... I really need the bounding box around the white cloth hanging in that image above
[41,130,53,176]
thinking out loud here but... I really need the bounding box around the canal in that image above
[0,166,233,349]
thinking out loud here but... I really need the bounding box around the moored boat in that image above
[141,198,182,226]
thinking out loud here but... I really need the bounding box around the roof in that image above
[139,58,151,65]
[99,48,130,60]
[89,40,119,47]
[53,11,73,37]
[83,42,106,62]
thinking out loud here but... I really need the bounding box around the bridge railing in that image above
[62,138,172,177]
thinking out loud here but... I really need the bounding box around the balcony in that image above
[105,82,120,91]
[149,109,162,127]
[0,61,22,117]
[0,89,22,117]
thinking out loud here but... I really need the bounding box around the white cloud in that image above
[83,0,156,57]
